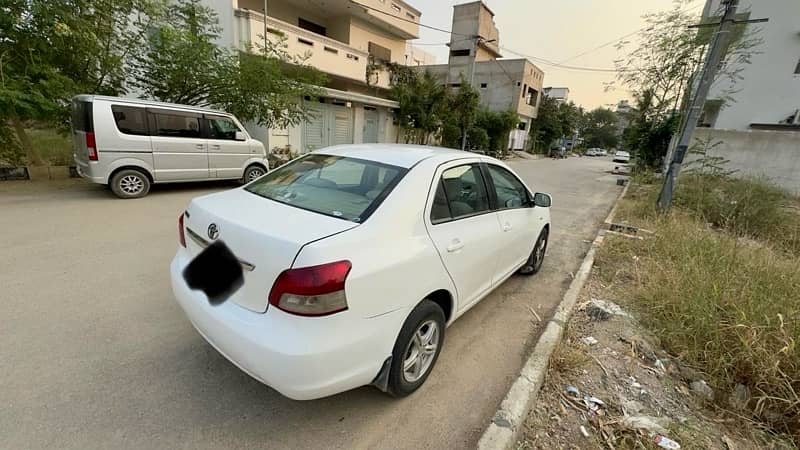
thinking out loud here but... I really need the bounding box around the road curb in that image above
[477,181,631,450]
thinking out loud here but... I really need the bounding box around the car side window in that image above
[111,106,148,135]
[432,164,490,222]
[486,165,528,209]
[207,116,241,140]
[154,113,201,138]
[430,180,452,223]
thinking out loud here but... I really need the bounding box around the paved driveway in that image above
[0,155,621,449]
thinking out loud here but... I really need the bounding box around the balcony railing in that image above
[234,9,370,84]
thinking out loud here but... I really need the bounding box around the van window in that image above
[71,99,93,132]
[206,116,241,140]
[154,113,201,138]
[112,106,149,135]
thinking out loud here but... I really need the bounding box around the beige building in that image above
[420,1,545,150]
[207,0,432,152]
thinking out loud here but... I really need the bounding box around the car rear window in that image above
[245,154,407,222]
[71,99,93,132]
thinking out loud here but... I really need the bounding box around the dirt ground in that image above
[516,274,795,450]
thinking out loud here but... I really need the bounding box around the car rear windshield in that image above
[71,99,93,132]
[245,154,407,222]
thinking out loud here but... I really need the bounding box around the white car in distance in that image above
[613,150,631,163]
[171,145,552,400]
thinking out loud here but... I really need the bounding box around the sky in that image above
[409,0,704,110]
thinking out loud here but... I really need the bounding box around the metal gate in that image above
[303,102,354,152]
[363,107,379,143]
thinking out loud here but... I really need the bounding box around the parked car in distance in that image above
[171,144,553,400]
[585,149,598,157]
[596,149,608,156]
[586,148,608,157]
[71,95,268,199]
[613,150,631,163]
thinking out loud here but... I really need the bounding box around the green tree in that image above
[580,107,619,149]
[132,0,325,129]
[529,96,562,152]
[0,0,160,165]
[475,109,519,155]
[390,69,449,145]
[439,78,480,149]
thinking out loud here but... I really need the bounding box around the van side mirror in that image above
[532,192,552,208]
[234,131,246,141]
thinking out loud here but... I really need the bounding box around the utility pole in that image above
[262,0,269,53]
[657,0,740,211]
[461,35,481,151]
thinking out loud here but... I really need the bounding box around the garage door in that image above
[302,102,354,152]
[363,108,379,143]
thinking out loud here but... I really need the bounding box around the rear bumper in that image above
[170,252,404,400]
[74,158,105,184]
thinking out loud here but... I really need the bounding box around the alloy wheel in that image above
[402,320,440,383]
[120,175,144,195]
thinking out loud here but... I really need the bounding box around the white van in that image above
[71,95,268,198]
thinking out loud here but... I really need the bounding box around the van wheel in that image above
[110,169,150,199]
[386,300,446,397]
[243,165,266,183]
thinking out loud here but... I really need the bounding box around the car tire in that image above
[242,164,266,184]
[387,300,446,397]
[110,169,150,199]
[519,227,549,276]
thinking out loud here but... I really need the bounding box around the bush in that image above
[674,174,800,256]
[0,126,24,166]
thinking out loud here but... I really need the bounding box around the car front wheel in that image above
[387,300,446,397]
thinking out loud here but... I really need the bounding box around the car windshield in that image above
[245,154,407,222]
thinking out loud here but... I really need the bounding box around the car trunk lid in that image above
[183,189,358,313]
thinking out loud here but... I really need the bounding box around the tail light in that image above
[86,132,98,161]
[269,260,352,316]
[178,213,186,247]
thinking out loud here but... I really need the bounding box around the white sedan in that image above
[171,145,552,400]
[613,150,631,163]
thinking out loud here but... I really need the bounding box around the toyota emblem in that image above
[207,223,220,240]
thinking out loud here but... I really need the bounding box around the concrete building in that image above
[615,99,635,139]
[206,0,431,153]
[683,0,800,193]
[699,0,800,130]
[420,1,545,150]
[544,87,570,103]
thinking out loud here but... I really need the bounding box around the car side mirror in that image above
[532,192,552,208]
[234,131,246,141]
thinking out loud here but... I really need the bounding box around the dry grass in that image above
[596,175,800,443]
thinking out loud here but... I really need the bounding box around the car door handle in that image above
[210,144,221,149]
[502,222,513,232]
[446,239,464,253]
[195,144,205,149]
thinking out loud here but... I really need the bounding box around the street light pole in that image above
[656,0,739,211]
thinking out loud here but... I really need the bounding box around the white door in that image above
[150,111,209,181]
[205,114,252,179]
[304,105,325,152]
[484,164,544,280]
[426,163,502,311]
[331,105,353,145]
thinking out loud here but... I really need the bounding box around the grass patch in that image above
[27,128,73,166]
[596,175,800,442]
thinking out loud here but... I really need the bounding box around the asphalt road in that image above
[0,155,622,449]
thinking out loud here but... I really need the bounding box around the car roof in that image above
[314,144,491,169]
[72,94,228,115]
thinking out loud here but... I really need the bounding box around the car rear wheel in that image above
[110,169,150,199]
[243,164,266,183]
[387,300,446,397]
[519,227,548,275]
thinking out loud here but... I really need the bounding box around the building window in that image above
[795,58,800,74]
[480,83,488,89]
[298,18,326,36]
[522,84,527,98]
[368,41,392,63]
[297,37,314,47]
[449,83,462,88]
[518,122,527,131]
[324,46,338,54]
[391,3,401,13]
[406,12,416,20]
[450,49,470,57]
